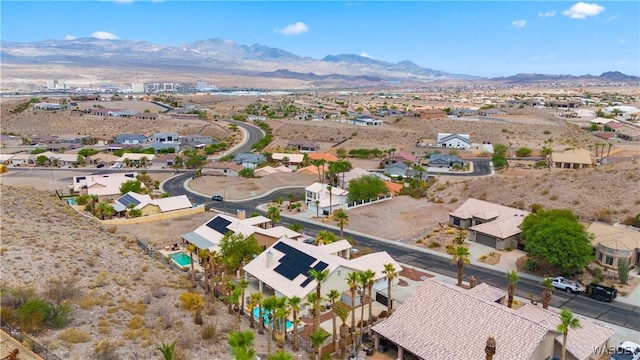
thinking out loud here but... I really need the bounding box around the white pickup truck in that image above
[551,276,584,293]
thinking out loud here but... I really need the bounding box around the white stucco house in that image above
[305,182,349,216]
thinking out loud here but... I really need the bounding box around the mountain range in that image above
[1,37,638,88]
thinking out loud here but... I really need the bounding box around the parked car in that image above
[111,162,123,169]
[586,283,617,302]
[550,276,584,293]
[96,163,105,168]
[610,341,640,360]
[211,195,224,201]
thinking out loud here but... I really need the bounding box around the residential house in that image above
[437,133,472,149]
[243,237,402,300]
[181,211,301,252]
[418,109,447,119]
[8,153,32,166]
[148,132,179,143]
[588,222,640,269]
[0,154,15,164]
[113,192,192,216]
[372,278,614,360]
[449,198,530,249]
[306,153,338,163]
[254,165,293,177]
[428,153,465,168]
[478,108,509,116]
[151,154,178,168]
[134,112,158,120]
[546,100,581,109]
[384,151,418,165]
[617,127,640,142]
[56,135,92,145]
[179,135,215,148]
[548,149,595,169]
[37,151,80,166]
[72,172,139,201]
[234,153,267,169]
[87,153,120,166]
[347,115,383,126]
[201,161,243,177]
[117,153,155,165]
[0,135,23,147]
[338,167,374,188]
[384,162,410,178]
[305,182,349,216]
[114,134,147,145]
[287,140,319,152]
[33,102,63,111]
[271,153,305,169]
[248,115,267,122]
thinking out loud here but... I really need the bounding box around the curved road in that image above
[161,122,639,331]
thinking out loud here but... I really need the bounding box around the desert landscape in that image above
[2,87,640,360]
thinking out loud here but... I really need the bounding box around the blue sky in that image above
[1,1,638,77]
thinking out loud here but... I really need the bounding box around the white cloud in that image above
[562,2,604,19]
[604,14,619,22]
[360,52,373,59]
[275,22,309,35]
[512,20,527,28]
[538,10,556,17]
[65,35,76,40]
[90,31,119,40]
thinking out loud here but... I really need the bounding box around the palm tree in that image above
[187,243,197,276]
[231,287,243,331]
[238,278,248,315]
[357,271,374,348]
[310,329,330,360]
[267,206,281,224]
[228,330,257,360]
[287,296,302,351]
[326,289,341,354]
[225,280,235,314]
[506,270,520,309]
[315,230,338,245]
[541,277,554,310]
[308,268,330,333]
[262,296,278,356]
[346,271,360,353]
[198,249,211,294]
[382,263,398,315]
[249,293,261,329]
[557,309,581,360]
[274,297,288,348]
[333,208,349,239]
[327,185,333,214]
[333,302,350,359]
[314,200,320,218]
[363,269,376,323]
[255,292,265,335]
[448,245,470,287]
[156,341,176,360]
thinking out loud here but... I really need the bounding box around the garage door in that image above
[476,233,496,248]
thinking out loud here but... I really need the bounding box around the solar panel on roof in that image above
[313,261,328,271]
[118,193,140,207]
[300,278,312,287]
[205,217,233,234]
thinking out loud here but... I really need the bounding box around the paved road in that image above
[224,119,264,155]
[162,173,640,331]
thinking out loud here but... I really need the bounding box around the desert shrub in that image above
[16,298,48,333]
[504,246,513,252]
[59,328,91,343]
[618,259,630,285]
[524,258,539,272]
[0,165,8,173]
[128,316,145,330]
[202,323,218,341]
[194,307,203,325]
[592,267,604,284]
[515,147,532,157]
[428,241,441,248]
[377,310,388,319]
[94,340,119,360]
[45,304,72,328]
[44,277,80,305]
[180,292,204,311]
[445,229,456,235]
[480,255,488,260]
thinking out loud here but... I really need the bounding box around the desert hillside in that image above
[0,185,274,359]
[431,160,640,222]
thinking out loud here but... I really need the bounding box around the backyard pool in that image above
[252,307,294,331]
[169,252,191,267]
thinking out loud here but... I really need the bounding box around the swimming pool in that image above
[252,307,294,331]
[66,198,78,205]
[169,252,192,267]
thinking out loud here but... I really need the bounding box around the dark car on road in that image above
[211,195,224,201]
[96,163,105,168]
